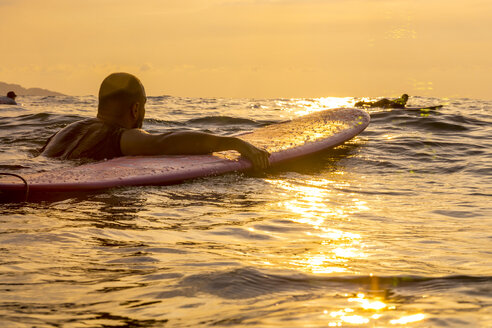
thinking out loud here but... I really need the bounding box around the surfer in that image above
[0,91,17,105]
[40,73,270,170]
[355,94,409,108]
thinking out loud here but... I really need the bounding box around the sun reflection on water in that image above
[265,178,366,274]
[390,313,426,325]
[286,97,354,116]
[322,291,426,326]
[348,293,386,310]
[264,176,426,326]
[277,97,354,117]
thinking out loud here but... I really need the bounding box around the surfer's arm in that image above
[120,129,270,170]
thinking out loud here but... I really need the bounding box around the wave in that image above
[154,267,492,300]
[0,112,82,128]
[397,118,470,132]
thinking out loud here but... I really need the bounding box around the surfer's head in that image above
[401,94,409,101]
[7,91,16,99]
[97,72,146,129]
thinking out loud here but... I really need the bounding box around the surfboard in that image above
[0,108,370,199]
[405,105,443,111]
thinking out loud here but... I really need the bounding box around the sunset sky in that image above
[1,0,491,99]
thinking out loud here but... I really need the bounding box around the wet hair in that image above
[97,73,145,115]
[7,91,16,98]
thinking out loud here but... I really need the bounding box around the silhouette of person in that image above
[40,72,270,170]
[355,94,409,109]
[0,91,17,105]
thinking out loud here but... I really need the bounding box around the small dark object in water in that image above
[355,94,409,109]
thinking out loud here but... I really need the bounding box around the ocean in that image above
[0,95,491,327]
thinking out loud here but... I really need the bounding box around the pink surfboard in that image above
[0,108,369,197]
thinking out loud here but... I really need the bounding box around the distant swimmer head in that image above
[401,94,409,101]
[98,73,147,129]
[7,91,17,99]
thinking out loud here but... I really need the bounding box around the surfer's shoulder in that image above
[0,96,17,105]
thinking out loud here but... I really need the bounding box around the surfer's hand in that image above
[236,140,270,170]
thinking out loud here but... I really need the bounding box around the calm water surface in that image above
[0,95,491,327]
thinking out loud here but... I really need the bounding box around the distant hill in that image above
[0,82,65,96]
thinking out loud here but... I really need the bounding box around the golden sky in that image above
[1,0,491,99]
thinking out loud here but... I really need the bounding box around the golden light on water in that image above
[348,293,387,310]
[321,291,426,326]
[286,97,354,116]
[329,310,369,325]
[318,97,355,109]
[390,313,426,325]
[265,173,427,326]
[265,178,367,274]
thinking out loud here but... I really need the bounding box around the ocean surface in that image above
[0,95,491,327]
